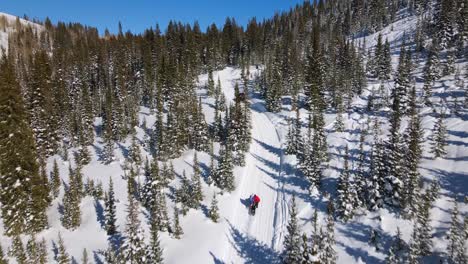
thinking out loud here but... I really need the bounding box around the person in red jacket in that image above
[250,194,260,211]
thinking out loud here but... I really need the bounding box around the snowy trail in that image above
[221,97,287,263]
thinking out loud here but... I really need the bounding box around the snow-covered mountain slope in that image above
[0,9,467,264]
[0,12,43,54]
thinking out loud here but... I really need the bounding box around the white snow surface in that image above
[0,10,467,264]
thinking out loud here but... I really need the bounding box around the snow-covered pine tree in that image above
[300,233,314,264]
[29,50,58,157]
[305,25,325,112]
[207,68,215,96]
[407,230,420,264]
[283,196,302,264]
[285,107,304,156]
[51,159,61,198]
[56,233,70,264]
[121,194,147,263]
[313,112,328,163]
[62,167,81,230]
[320,202,337,264]
[393,44,412,114]
[414,189,434,257]
[355,130,368,208]
[209,193,220,223]
[336,146,360,222]
[436,0,456,49]
[431,113,448,158]
[147,213,164,264]
[173,206,183,239]
[334,95,345,132]
[105,177,117,236]
[367,139,386,210]
[26,234,46,263]
[207,141,215,186]
[176,171,193,215]
[447,202,466,264]
[265,47,283,112]
[213,145,235,192]
[385,109,405,208]
[422,42,441,105]
[192,152,204,208]
[0,243,6,264]
[104,241,118,264]
[402,87,424,216]
[0,56,48,235]
[129,134,142,166]
[10,235,26,264]
[192,97,209,152]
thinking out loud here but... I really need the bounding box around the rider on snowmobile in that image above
[250,194,260,210]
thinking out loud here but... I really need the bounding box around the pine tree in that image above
[336,146,359,222]
[447,202,466,264]
[422,43,441,105]
[355,130,368,208]
[0,243,7,264]
[334,98,345,132]
[283,196,301,264]
[320,202,337,264]
[368,138,386,210]
[0,55,47,235]
[209,193,220,223]
[207,141,215,186]
[61,167,81,230]
[129,134,142,166]
[176,171,193,215]
[56,233,70,264]
[147,214,164,264]
[300,233,314,264]
[192,152,204,208]
[26,234,46,263]
[385,109,405,208]
[207,68,215,96]
[10,236,27,264]
[173,206,183,239]
[414,190,434,257]
[265,48,283,112]
[431,113,447,158]
[121,194,147,263]
[105,177,117,236]
[29,50,57,156]
[407,231,420,264]
[285,108,304,156]
[51,159,61,198]
[213,146,235,192]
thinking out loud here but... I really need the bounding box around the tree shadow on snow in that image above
[240,197,251,208]
[423,167,468,201]
[253,139,282,157]
[226,220,281,264]
[209,251,226,264]
[94,199,106,230]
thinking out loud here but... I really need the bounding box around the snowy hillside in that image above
[0,12,43,54]
[0,2,467,264]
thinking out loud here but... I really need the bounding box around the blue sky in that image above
[1,0,307,34]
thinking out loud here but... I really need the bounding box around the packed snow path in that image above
[221,96,288,263]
